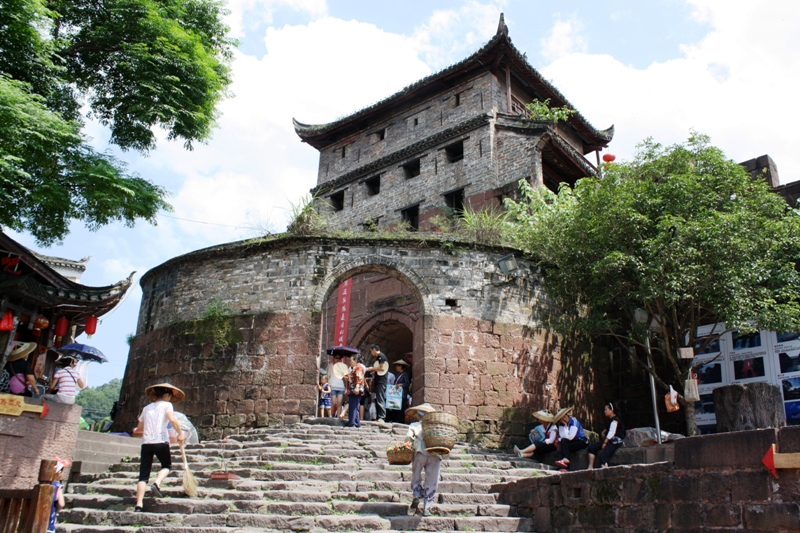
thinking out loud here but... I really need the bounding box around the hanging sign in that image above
[334,278,353,346]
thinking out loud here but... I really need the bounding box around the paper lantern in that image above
[602,153,616,163]
[55,316,69,337]
[85,315,98,338]
[0,310,14,331]
[32,315,49,337]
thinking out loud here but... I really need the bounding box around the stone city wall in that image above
[0,399,82,490]
[120,236,607,444]
[495,427,800,532]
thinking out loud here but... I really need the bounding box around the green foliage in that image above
[505,133,800,422]
[75,378,122,425]
[287,194,328,236]
[190,298,238,349]
[0,0,235,244]
[525,98,575,122]
[454,205,510,245]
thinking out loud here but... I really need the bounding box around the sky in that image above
[9,0,800,387]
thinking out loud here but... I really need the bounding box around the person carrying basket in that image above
[405,403,441,517]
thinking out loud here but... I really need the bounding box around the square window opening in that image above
[375,128,386,141]
[329,190,345,211]
[454,93,461,107]
[365,175,380,196]
[401,205,419,231]
[445,298,458,307]
[444,189,465,215]
[403,159,421,179]
[445,141,464,163]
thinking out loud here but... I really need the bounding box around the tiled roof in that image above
[294,14,613,150]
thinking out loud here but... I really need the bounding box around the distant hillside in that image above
[75,378,121,425]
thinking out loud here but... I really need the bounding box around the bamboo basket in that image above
[421,412,459,455]
[386,447,414,465]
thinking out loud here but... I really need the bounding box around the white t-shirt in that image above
[139,401,174,444]
[53,367,79,397]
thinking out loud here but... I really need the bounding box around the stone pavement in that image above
[58,421,554,533]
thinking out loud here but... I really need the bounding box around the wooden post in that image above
[23,460,56,533]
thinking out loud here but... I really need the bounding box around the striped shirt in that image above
[53,367,79,397]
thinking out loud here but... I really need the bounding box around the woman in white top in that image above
[46,356,84,404]
[133,383,185,512]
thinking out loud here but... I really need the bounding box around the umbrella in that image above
[326,346,359,357]
[58,343,108,364]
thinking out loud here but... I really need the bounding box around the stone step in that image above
[389,516,534,532]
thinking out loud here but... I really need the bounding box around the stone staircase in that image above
[58,421,552,533]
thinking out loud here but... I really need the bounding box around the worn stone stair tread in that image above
[390,516,533,532]
[64,423,552,533]
[57,524,138,533]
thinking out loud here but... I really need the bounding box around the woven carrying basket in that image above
[386,447,414,465]
[422,412,459,454]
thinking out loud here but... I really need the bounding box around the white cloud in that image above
[540,1,800,184]
[412,1,506,69]
[540,16,587,61]
[134,17,431,244]
[224,0,327,38]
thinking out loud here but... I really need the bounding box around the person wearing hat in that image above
[514,410,558,459]
[389,359,410,423]
[405,403,441,517]
[554,407,588,470]
[1,342,39,397]
[133,384,185,512]
[365,345,390,422]
[327,353,347,418]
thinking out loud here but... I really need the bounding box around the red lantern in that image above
[0,310,14,331]
[54,316,69,346]
[85,315,98,338]
[32,315,49,337]
[602,153,616,163]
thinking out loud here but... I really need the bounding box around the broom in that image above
[180,441,198,498]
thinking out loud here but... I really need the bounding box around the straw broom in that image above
[180,441,198,498]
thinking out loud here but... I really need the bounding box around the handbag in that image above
[664,385,680,413]
[683,377,701,403]
[9,373,27,394]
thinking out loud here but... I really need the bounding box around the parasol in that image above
[326,346,359,357]
[332,363,349,379]
[58,343,108,364]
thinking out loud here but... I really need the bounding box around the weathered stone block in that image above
[731,470,772,502]
[743,503,800,531]
[703,503,741,527]
[674,428,778,470]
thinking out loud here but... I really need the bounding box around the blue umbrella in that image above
[58,343,108,364]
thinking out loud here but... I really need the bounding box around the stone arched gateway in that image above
[115,235,603,446]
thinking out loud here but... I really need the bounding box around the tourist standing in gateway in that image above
[133,383,185,512]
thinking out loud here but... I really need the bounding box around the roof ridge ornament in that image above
[496,13,508,37]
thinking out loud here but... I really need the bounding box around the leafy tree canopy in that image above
[75,377,122,424]
[0,0,235,244]
[505,133,800,430]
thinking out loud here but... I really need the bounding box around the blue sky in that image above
[9,0,800,387]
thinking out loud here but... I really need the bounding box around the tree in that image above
[75,378,122,425]
[0,0,235,244]
[505,133,800,434]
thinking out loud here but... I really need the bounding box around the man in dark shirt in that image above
[368,344,389,422]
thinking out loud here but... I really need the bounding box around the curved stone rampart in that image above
[118,235,603,444]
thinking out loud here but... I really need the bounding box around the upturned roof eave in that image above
[293,16,613,150]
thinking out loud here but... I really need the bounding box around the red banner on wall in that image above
[335,278,352,345]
